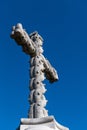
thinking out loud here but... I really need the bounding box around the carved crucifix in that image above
[11,23,58,118]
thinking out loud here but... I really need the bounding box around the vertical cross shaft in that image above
[11,23,58,118]
[28,32,48,118]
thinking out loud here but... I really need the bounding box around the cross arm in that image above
[41,55,59,83]
[10,23,36,56]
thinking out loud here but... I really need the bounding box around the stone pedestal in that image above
[17,116,69,130]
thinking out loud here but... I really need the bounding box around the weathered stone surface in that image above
[11,23,69,130]
[11,23,58,118]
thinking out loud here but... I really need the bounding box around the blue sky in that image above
[0,0,87,130]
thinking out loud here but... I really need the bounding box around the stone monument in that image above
[10,23,69,130]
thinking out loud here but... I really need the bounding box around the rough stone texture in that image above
[11,23,58,118]
[11,23,69,130]
[17,116,69,130]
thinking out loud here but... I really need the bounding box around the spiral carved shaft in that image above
[10,23,58,119]
[29,55,48,118]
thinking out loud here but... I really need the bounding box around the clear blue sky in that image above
[0,0,87,130]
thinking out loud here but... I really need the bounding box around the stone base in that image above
[17,116,69,130]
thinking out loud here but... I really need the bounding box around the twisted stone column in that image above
[28,35,48,118]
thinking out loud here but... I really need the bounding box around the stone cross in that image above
[11,23,58,119]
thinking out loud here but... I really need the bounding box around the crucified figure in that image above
[11,23,58,118]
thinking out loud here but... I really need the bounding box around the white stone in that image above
[11,24,69,130]
[18,116,69,130]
